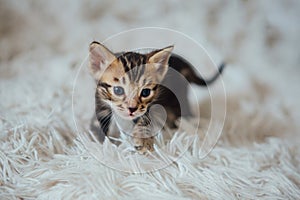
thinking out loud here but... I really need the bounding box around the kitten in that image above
[88,41,225,154]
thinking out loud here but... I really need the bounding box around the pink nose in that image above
[128,107,138,113]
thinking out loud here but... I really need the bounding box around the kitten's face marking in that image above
[98,60,158,120]
[89,42,173,120]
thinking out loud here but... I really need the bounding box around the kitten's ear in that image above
[89,41,116,80]
[148,45,174,82]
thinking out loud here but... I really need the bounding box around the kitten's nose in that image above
[128,107,138,113]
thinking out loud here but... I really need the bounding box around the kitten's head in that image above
[89,42,173,120]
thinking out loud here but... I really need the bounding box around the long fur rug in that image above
[1,1,300,199]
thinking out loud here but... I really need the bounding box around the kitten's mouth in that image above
[114,108,145,120]
[128,113,138,119]
[117,112,139,120]
[127,112,145,120]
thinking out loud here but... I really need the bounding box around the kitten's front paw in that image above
[132,137,154,155]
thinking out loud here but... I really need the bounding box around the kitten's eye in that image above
[141,88,151,97]
[113,86,125,96]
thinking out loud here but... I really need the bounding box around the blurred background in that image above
[1,0,299,132]
[1,0,299,68]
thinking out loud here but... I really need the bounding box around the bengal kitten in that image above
[88,41,225,154]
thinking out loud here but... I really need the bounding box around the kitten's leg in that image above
[90,114,105,142]
[131,117,155,154]
[94,102,112,142]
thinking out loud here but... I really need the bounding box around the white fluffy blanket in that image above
[1,1,300,199]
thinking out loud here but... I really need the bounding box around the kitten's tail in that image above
[189,62,226,86]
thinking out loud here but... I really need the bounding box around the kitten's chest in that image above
[106,113,136,140]
[107,118,120,140]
